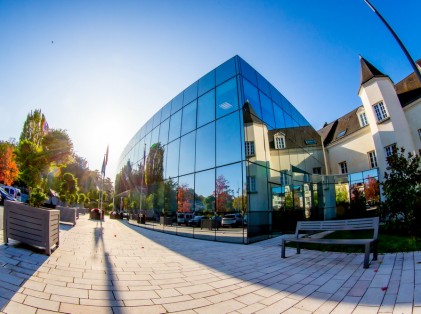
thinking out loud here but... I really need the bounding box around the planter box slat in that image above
[4,201,60,255]
[56,206,77,226]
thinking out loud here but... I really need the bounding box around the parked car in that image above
[0,187,17,205]
[2,186,22,201]
[188,215,203,227]
[221,213,243,227]
[177,212,194,225]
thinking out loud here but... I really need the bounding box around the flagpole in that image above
[363,0,421,83]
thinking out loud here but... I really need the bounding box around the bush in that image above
[381,147,421,235]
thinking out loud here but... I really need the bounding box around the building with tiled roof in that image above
[319,57,421,186]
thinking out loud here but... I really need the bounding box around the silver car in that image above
[221,213,243,227]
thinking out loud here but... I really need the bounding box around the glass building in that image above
[115,56,327,243]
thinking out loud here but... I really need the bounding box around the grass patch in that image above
[285,230,421,253]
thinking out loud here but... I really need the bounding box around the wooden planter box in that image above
[3,200,60,255]
[56,206,77,226]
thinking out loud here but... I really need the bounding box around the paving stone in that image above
[2,300,37,314]
[0,216,417,313]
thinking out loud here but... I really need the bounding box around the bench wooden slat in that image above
[282,217,379,269]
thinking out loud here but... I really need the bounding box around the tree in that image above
[0,141,19,185]
[14,139,47,189]
[364,177,380,205]
[19,109,47,147]
[177,183,194,212]
[213,175,234,214]
[145,143,164,186]
[381,147,421,235]
[60,172,79,205]
[41,129,73,167]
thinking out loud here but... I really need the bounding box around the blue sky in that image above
[1,0,420,182]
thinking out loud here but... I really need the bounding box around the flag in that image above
[105,145,109,166]
[101,155,106,176]
[42,120,49,133]
[101,145,109,177]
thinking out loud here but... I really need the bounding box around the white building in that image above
[319,57,421,186]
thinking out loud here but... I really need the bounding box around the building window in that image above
[359,112,368,127]
[305,139,317,145]
[274,135,286,149]
[247,176,256,192]
[313,167,321,175]
[245,141,255,156]
[368,151,378,168]
[373,101,388,122]
[339,161,348,174]
[337,129,347,138]
[385,143,396,158]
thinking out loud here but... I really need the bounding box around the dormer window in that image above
[304,139,316,145]
[337,129,347,138]
[274,133,286,149]
[359,112,368,127]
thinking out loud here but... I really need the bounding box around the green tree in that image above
[41,129,74,167]
[60,172,79,205]
[20,109,47,147]
[381,147,421,235]
[14,139,47,189]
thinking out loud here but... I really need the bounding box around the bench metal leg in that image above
[364,243,370,268]
[281,239,286,258]
[297,242,300,254]
[373,241,378,261]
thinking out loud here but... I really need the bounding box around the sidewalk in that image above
[0,215,420,313]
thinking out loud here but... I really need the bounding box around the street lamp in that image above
[363,0,421,83]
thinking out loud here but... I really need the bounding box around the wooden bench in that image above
[281,217,379,268]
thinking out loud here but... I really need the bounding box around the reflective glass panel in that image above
[168,110,182,142]
[216,57,236,86]
[198,70,215,96]
[216,112,241,166]
[159,118,169,145]
[216,77,239,119]
[179,131,196,176]
[195,169,215,212]
[166,138,180,179]
[184,82,198,106]
[150,126,159,147]
[270,84,283,106]
[260,91,275,129]
[161,101,172,121]
[243,78,261,119]
[239,58,257,85]
[178,174,195,212]
[256,72,271,97]
[273,103,286,129]
[171,93,183,114]
[197,90,215,127]
[164,177,178,213]
[216,163,242,214]
[196,122,215,171]
[181,100,197,135]
[153,110,161,128]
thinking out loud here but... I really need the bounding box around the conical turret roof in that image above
[360,56,388,85]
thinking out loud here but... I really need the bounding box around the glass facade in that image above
[115,56,327,243]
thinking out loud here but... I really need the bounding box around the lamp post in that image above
[363,0,421,83]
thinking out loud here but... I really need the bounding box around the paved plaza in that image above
[0,214,420,314]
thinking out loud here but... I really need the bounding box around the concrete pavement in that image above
[0,215,420,313]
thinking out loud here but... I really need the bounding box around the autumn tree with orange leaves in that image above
[0,141,19,186]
